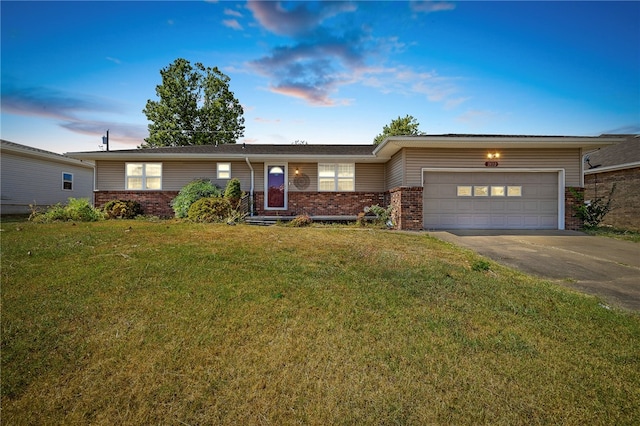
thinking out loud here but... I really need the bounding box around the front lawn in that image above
[2,221,639,424]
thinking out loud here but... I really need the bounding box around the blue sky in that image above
[2,1,639,153]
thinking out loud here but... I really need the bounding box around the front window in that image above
[318,163,354,191]
[62,172,73,190]
[217,163,231,179]
[126,163,162,190]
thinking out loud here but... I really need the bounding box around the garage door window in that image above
[491,186,505,196]
[474,186,489,196]
[457,186,472,196]
[507,186,522,197]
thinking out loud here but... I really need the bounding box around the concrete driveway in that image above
[427,230,640,312]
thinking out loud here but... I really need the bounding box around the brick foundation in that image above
[253,191,388,217]
[585,167,640,231]
[389,187,423,231]
[94,191,178,218]
[564,187,584,231]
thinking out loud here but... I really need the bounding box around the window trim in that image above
[62,172,73,191]
[217,162,231,179]
[125,162,163,190]
[318,163,355,192]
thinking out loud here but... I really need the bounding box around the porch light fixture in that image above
[487,152,501,159]
[295,168,300,175]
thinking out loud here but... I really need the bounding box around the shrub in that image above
[361,204,394,228]
[289,214,313,227]
[187,197,232,223]
[571,184,616,228]
[103,199,143,219]
[472,259,491,272]
[171,179,221,218]
[224,178,242,208]
[29,198,103,223]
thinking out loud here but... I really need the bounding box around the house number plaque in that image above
[485,161,499,167]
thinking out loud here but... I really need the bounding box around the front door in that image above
[266,164,287,210]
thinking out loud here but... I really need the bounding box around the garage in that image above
[423,170,560,229]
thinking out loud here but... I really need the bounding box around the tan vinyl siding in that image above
[96,161,125,190]
[288,163,317,192]
[385,150,405,189]
[403,148,582,186]
[96,161,253,191]
[355,163,385,192]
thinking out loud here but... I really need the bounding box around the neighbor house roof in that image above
[1,140,94,168]
[584,135,640,174]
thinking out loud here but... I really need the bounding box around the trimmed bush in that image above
[103,199,143,219]
[224,178,242,208]
[171,179,221,218]
[30,198,103,223]
[187,197,232,223]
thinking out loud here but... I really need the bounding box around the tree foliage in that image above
[373,115,424,145]
[142,58,245,148]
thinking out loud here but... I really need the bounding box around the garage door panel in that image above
[424,171,558,229]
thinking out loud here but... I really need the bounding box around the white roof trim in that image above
[1,140,95,168]
[373,135,624,159]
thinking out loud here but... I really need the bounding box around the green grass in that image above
[582,226,640,243]
[2,220,639,425]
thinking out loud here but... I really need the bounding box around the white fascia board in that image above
[374,136,624,159]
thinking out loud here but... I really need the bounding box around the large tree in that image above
[142,58,245,148]
[373,115,424,145]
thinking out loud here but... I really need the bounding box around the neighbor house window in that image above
[126,163,162,190]
[318,163,354,191]
[62,172,73,190]
[217,163,231,179]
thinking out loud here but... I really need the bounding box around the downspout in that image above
[245,157,254,216]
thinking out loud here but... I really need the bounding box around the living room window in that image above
[126,163,162,190]
[318,163,354,191]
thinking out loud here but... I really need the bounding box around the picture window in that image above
[126,163,162,190]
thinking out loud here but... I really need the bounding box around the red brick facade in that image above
[389,187,424,231]
[564,187,585,231]
[584,167,640,231]
[253,191,388,217]
[94,187,583,231]
[94,191,178,218]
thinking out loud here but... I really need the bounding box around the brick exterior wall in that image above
[389,187,423,231]
[94,191,178,218]
[564,187,584,231]
[584,167,640,231]
[253,191,388,217]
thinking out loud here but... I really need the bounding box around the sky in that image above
[1,1,639,154]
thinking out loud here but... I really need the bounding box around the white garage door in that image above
[423,171,559,229]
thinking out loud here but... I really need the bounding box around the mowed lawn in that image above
[2,220,639,425]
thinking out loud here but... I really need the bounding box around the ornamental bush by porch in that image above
[187,197,232,223]
[171,179,221,218]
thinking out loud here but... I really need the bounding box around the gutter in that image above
[245,157,254,216]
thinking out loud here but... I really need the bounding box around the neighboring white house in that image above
[1,140,95,215]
